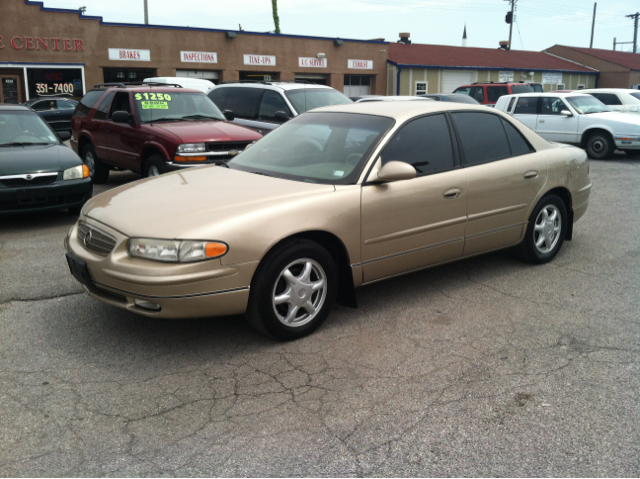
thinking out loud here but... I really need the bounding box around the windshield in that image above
[228,112,394,185]
[0,110,58,146]
[284,88,352,114]
[631,92,640,101]
[565,95,611,114]
[133,91,226,123]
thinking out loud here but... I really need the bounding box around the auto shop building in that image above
[0,0,388,103]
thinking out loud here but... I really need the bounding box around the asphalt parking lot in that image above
[0,155,638,477]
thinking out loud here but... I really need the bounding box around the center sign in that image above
[298,57,327,68]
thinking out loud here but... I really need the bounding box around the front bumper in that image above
[64,217,258,318]
[0,178,92,215]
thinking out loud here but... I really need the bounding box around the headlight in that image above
[128,238,227,263]
[63,164,90,180]
[176,143,206,154]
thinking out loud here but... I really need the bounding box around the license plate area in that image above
[65,252,94,287]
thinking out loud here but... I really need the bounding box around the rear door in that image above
[450,111,547,255]
[361,113,467,283]
[55,100,77,130]
[512,96,539,131]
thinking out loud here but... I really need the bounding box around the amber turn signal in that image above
[82,164,91,178]
[174,155,207,162]
[205,242,228,258]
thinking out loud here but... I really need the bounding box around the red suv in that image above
[452,82,534,107]
[70,83,262,183]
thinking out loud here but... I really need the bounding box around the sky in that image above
[39,0,638,52]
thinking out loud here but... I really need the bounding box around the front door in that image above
[104,92,141,171]
[536,96,580,144]
[0,76,21,104]
[361,113,467,283]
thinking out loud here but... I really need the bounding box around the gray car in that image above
[208,81,352,135]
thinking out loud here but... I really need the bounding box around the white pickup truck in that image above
[494,92,640,159]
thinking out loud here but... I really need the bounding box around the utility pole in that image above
[143,0,148,25]
[590,3,596,48]
[504,0,517,50]
[626,12,639,53]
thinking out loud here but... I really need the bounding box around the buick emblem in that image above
[84,229,92,247]
[229,150,239,156]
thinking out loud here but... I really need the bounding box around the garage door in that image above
[442,70,477,93]
[176,70,219,81]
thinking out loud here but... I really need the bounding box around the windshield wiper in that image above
[214,161,229,168]
[250,171,272,177]
[181,115,224,121]
[0,142,53,147]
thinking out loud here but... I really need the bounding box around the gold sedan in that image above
[64,101,591,340]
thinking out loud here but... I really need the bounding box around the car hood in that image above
[151,120,262,143]
[0,143,81,176]
[584,111,640,132]
[85,166,336,238]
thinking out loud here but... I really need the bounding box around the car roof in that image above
[580,88,639,93]
[0,104,30,111]
[356,96,433,102]
[505,92,592,98]
[314,100,494,121]
[215,82,336,91]
[92,85,203,94]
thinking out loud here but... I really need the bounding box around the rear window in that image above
[451,112,511,167]
[285,88,352,114]
[510,84,534,94]
[631,92,640,101]
[73,90,104,118]
[487,86,509,103]
[224,87,263,119]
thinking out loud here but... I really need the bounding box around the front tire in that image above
[82,144,109,184]
[585,131,613,160]
[246,240,338,340]
[516,194,568,264]
[143,155,167,178]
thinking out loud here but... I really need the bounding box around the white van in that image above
[143,77,216,94]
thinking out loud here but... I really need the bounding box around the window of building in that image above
[451,112,511,166]
[381,113,455,176]
[577,84,585,89]
[556,84,565,91]
[415,82,428,96]
[344,75,372,98]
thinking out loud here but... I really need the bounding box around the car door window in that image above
[57,100,76,109]
[31,101,49,111]
[381,113,455,176]
[487,86,509,103]
[471,87,484,103]
[93,92,115,120]
[507,97,516,112]
[224,87,262,119]
[207,88,230,110]
[591,93,622,106]
[258,90,292,122]
[451,112,511,166]
[109,92,132,118]
[514,97,538,114]
[540,97,567,115]
[453,87,471,96]
[501,118,535,156]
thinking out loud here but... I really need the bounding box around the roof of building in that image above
[388,43,597,73]
[547,46,640,70]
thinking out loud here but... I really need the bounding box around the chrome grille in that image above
[77,221,116,256]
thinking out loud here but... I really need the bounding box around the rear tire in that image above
[246,240,338,340]
[82,144,109,184]
[585,131,613,160]
[143,155,167,178]
[516,194,567,264]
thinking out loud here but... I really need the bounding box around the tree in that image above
[271,0,281,34]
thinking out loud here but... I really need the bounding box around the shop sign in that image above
[348,59,373,70]
[108,48,151,61]
[298,57,327,68]
[542,72,563,84]
[499,71,514,82]
[181,51,217,63]
[0,36,84,51]
[243,54,276,66]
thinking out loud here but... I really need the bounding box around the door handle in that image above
[524,170,538,180]
[539,119,545,123]
[443,187,461,199]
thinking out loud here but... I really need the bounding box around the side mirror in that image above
[560,110,573,117]
[274,111,290,123]
[112,111,133,124]
[56,130,71,141]
[369,161,417,183]
[223,110,235,121]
